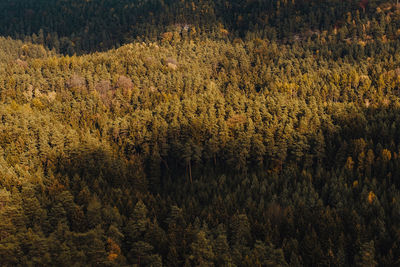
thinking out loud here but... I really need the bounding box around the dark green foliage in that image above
[0,0,400,266]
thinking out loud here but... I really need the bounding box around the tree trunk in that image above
[189,161,192,184]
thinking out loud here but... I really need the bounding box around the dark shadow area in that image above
[0,0,373,55]
[47,103,400,265]
[2,101,399,265]
[52,146,148,202]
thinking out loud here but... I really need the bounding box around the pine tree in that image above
[354,241,377,267]
[189,231,215,266]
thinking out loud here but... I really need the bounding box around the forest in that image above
[0,0,400,266]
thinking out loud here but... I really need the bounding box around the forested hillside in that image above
[1,0,400,266]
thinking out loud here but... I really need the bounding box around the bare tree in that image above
[66,74,85,88]
[116,75,133,90]
[95,80,111,95]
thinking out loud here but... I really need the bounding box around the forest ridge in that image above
[0,0,400,266]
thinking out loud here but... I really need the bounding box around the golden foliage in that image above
[227,114,246,128]
[31,98,45,109]
[358,40,367,47]
[368,191,376,204]
[107,238,121,261]
[382,149,392,162]
[107,253,118,261]
[162,32,173,43]
[220,28,229,35]
[345,157,354,171]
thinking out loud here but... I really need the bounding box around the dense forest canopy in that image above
[1,0,397,54]
[1,0,400,266]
